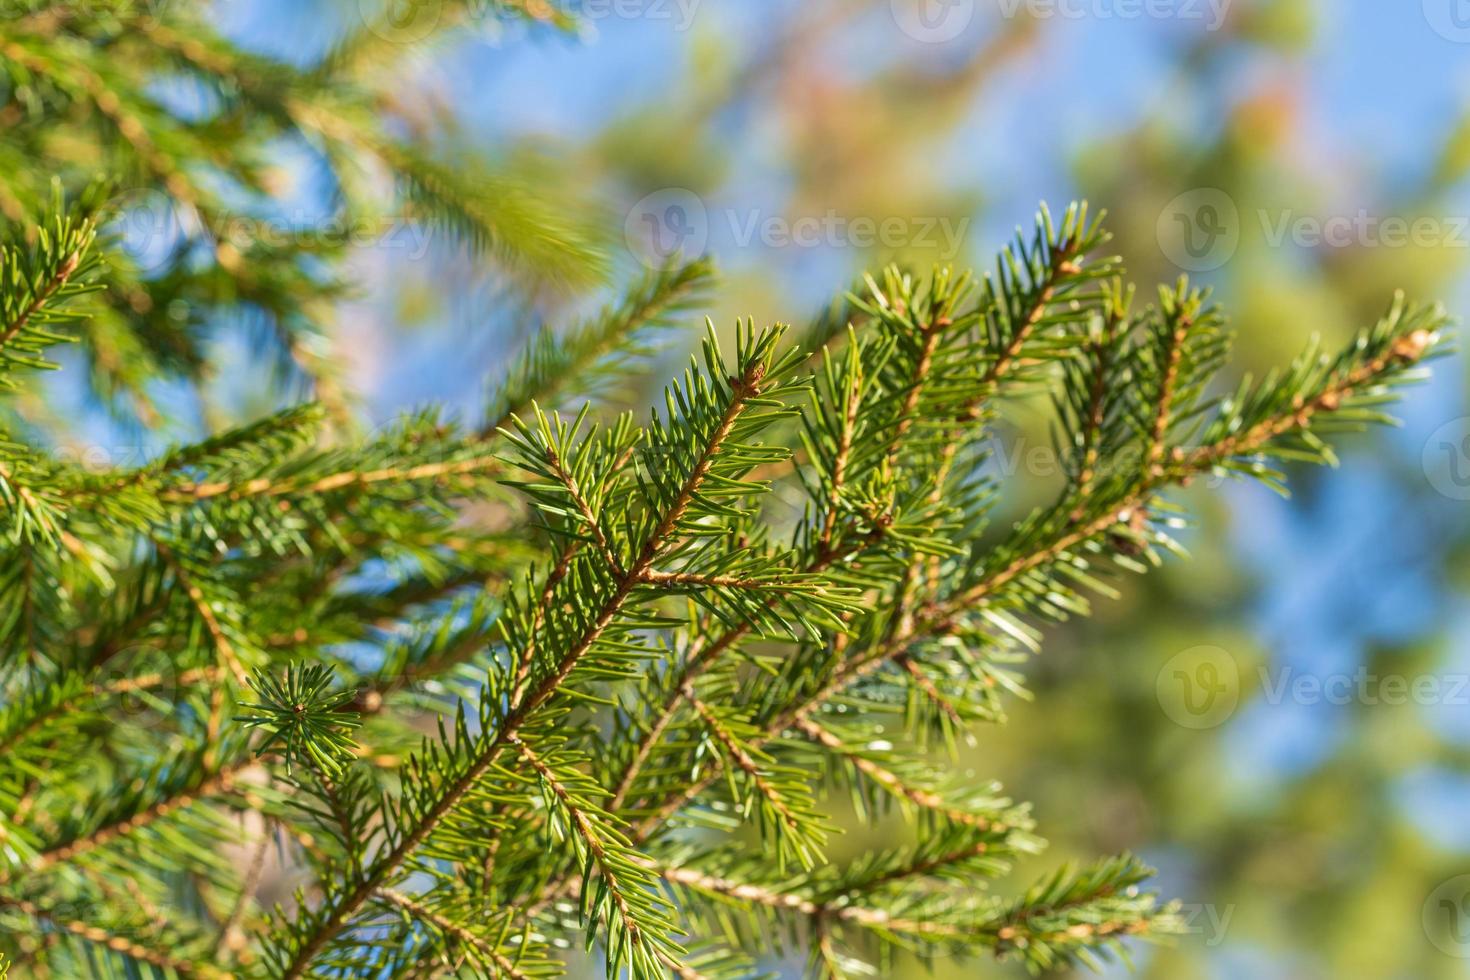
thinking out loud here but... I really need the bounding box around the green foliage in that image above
[0,1,605,422]
[487,257,718,430]
[239,663,361,776]
[0,186,103,387]
[0,12,1453,977]
[0,176,1448,979]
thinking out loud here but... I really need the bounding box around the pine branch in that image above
[269,324,796,978]
[793,718,1009,830]
[1,175,1450,980]
[0,187,101,383]
[621,290,1446,853]
[516,738,680,976]
[487,257,716,432]
[6,752,255,882]
[375,886,557,980]
[683,686,829,870]
[0,894,229,979]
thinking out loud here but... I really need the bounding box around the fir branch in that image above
[0,176,1449,979]
[0,190,101,383]
[11,755,255,880]
[683,685,828,870]
[159,454,505,503]
[375,886,555,980]
[793,718,1005,830]
[0,894,228,979]
[155,541,249,686]
[271,324,792,979]
[488,257,716,431]
[0,246,78,351]
[623,289,1447,852]
[515,738,680,976]
[662,861,979,942]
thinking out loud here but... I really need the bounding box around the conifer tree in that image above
[0,5,1453,980]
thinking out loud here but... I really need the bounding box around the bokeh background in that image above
[76,0,1470,976]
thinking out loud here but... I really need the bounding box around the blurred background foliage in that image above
[7,0,1470,976]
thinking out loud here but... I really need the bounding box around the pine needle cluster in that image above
[0,4,1453,979]
[0,193,1448,977]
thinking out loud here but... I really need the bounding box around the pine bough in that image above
[0,201,1449,978]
